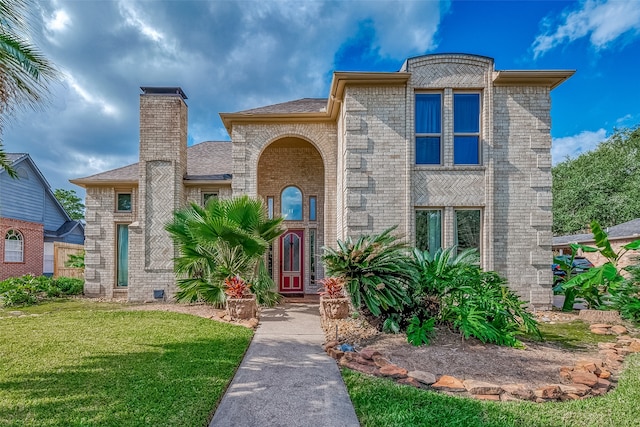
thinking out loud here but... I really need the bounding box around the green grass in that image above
[529,320,618,350]
[344,354,640,427]
[0,300,253,427]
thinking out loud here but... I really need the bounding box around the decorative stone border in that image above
[324,324,640,403]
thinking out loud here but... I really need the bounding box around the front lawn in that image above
[0,301,252,427]
[344,353,640,427]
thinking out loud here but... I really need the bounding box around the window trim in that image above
[115,191,133,213]
[453,91,482,165]
[4,229,24,263]
[415,92,443,165]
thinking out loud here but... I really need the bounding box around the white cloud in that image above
[63,73,119,117]
[532,0,640,58]
[46,9,71,32]
[552,129,607,164]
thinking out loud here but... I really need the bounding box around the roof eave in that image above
[493,70,576,90]
[70,179,139,188]
[220,71,410,135]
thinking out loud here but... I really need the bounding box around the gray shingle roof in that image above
[234,98,327,115]
[72,141,232,184]
[553,218,640,245]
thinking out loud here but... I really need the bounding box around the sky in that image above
[4,0,640,196]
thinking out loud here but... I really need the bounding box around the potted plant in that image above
[225,275,258,320]
[318,277,350,319]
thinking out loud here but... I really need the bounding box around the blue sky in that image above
[4,0,640,195]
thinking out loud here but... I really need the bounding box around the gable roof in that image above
[235,98,327,115]
[70,141,232,187]
[1,153,72,223]
[553,218,640,246]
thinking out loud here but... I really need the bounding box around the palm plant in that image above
[0,0,58,176]
[322,227,417,329]
[165,195,284,306]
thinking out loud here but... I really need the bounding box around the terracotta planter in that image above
[226,295,258,320]
[320,296,350,319]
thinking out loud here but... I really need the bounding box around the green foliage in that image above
[54,188,85,220]
[560,220,640,311]
[382,314,402,334]
[0,0,59,177]
[165,195,284,306]
[251,259,282,307]
[552,126,640,235]
[0,275,84,307]
[0,302,252,426]
[412,247,539,347]
[406,316,435,346]
[65,250,85,268]
[322,227,417,327]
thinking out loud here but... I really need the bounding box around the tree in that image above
[165,195,285,306]
[54,188,84,220]
[552,126,640,235]
[0,0,58,177]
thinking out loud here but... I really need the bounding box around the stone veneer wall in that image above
[493,86,554,308]
[83,187,137,297]
[128,92,188,302]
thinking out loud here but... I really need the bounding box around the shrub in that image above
[406,316,435,346]
[322,227,417,329]
[0,275,84,307]
[317,277,345,299]
[412,247,539,347]
[223,275,251,299]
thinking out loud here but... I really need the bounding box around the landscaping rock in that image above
[359,347,381,360]
[372,355,392,368]
[598,370,611,379]
[598,342,617,350]
[500,393,522,402]
[431,375,466,392]
[590,328,610,335]
[501,384,534,400]
[628,341,640,353]
[594,378,611,390]
[327,348,344,360]
[474,394,500,401]
[323,340,339,352]
[379,364,408,379]
[463,380,503,395]
[339,358,379,376]
[559,384,591,397]
[571,371,599,387]
[408,370,437,386]
[534,385,562,400]
[610,325,627,335]
[589,324,613,329]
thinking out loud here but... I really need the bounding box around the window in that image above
[415,210,442,256]
[281,186,302,220]
[309,229,316,282]
[415,93,442,164]
[116,193,132,212]
[202,192,218,206]
[4,229,23,262]
[116,224,129,287]
[453,93,481,165]
[309,196,317,221]
[267,196,274,220]
[455,209,481,253]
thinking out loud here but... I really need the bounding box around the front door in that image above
[280,230,303,292]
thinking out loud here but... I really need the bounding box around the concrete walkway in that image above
[209,303,360,427]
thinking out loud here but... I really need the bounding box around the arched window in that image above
[4,229,24,262]
[281,186,302,220]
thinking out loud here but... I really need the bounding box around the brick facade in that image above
[0,218,44,280]
[78,54,571,308]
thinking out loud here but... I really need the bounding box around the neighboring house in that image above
[553,218,640,271]
[0,154,85,280]
[71,54,573,309]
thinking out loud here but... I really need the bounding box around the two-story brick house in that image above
[71,54,573,308]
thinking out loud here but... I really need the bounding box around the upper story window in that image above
[281,186,302,220]
[415,93,442,165]
[116,193,132,212]
[4,229,23,262]
[202,192,218,206]
[453,93,481,165]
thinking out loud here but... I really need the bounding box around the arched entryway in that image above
[257,137,324,294]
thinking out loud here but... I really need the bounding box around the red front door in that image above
[280,230,303,292]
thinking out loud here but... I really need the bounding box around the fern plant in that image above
[406,316,435,346]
